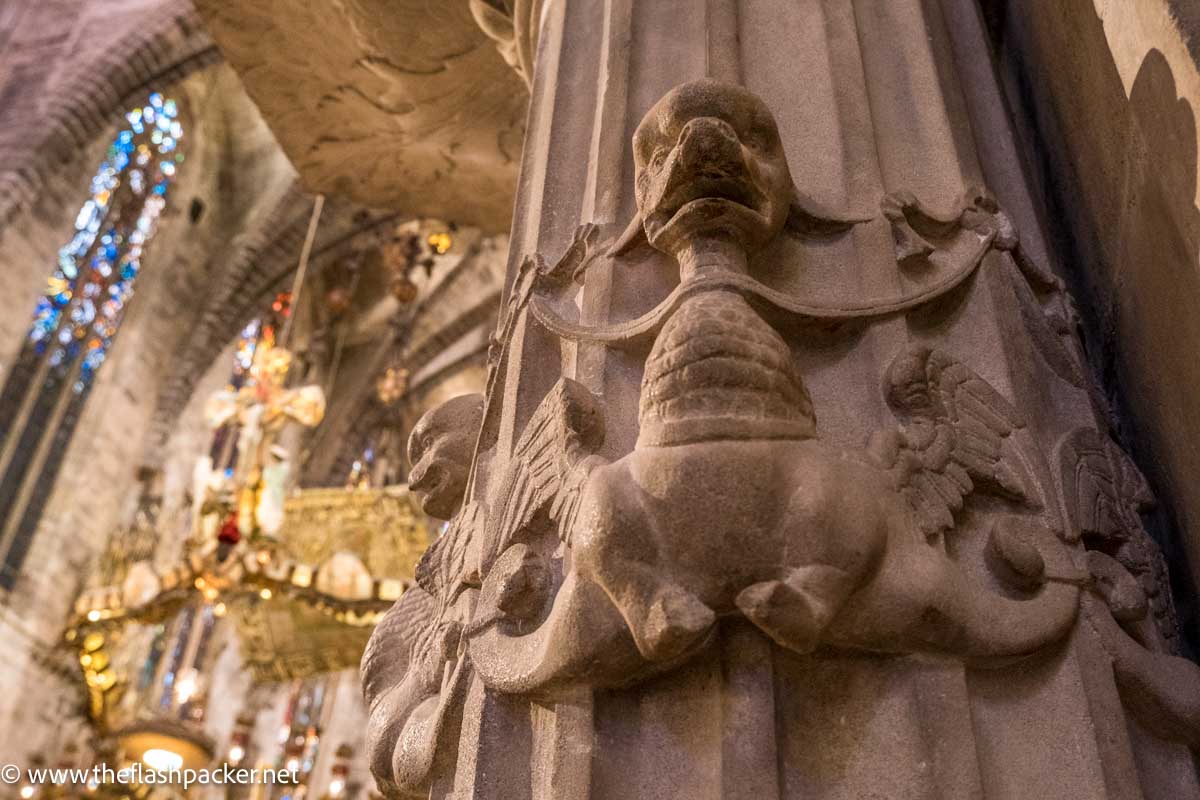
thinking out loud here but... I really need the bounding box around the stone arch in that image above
[0,2,218,229]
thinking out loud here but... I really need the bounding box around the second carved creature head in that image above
[407,394,484,521]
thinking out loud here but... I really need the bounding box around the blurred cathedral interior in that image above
[2,1,1200,800]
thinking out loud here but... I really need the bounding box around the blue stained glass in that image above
[75,201,96,231]
[71,301,95,325]
[160,138,176,153]
[20,87,182,424]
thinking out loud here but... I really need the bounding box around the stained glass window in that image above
[0,92,184,588]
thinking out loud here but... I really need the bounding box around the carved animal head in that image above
[627,79,796,255]
[407,394,484,520]
[883,347,939,418]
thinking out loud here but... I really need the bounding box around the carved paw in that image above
[736,566,849,653]
[636,586,716,661]
[483,543,551,623]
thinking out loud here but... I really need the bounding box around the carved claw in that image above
[736,565,849,653]
[637,586,716,661]
[494,552,549,620]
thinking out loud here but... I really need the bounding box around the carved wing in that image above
[360,586,438,710]
[414,501,484,606]
[478,378,606,574]
[868,346,1042,538]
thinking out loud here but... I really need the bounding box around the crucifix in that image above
[201,341,325,544]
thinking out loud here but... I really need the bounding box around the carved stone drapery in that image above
[362,1,1200,798]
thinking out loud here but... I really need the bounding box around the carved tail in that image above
[830,524,1083,663]
[945,555,1083,664]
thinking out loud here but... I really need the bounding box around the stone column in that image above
[363,2,1200,798]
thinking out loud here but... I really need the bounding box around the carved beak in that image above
[647,119,762,221]
[611,118,759,256]
[409,460,446,503]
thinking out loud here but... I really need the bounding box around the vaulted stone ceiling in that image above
[192,0,529,232]
[0,0,512,474]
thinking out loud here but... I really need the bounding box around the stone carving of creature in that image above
[361,394,484,799]
[407,394,484,522]
[467,80,1084,693]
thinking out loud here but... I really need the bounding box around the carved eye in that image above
[650,149,667,170]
